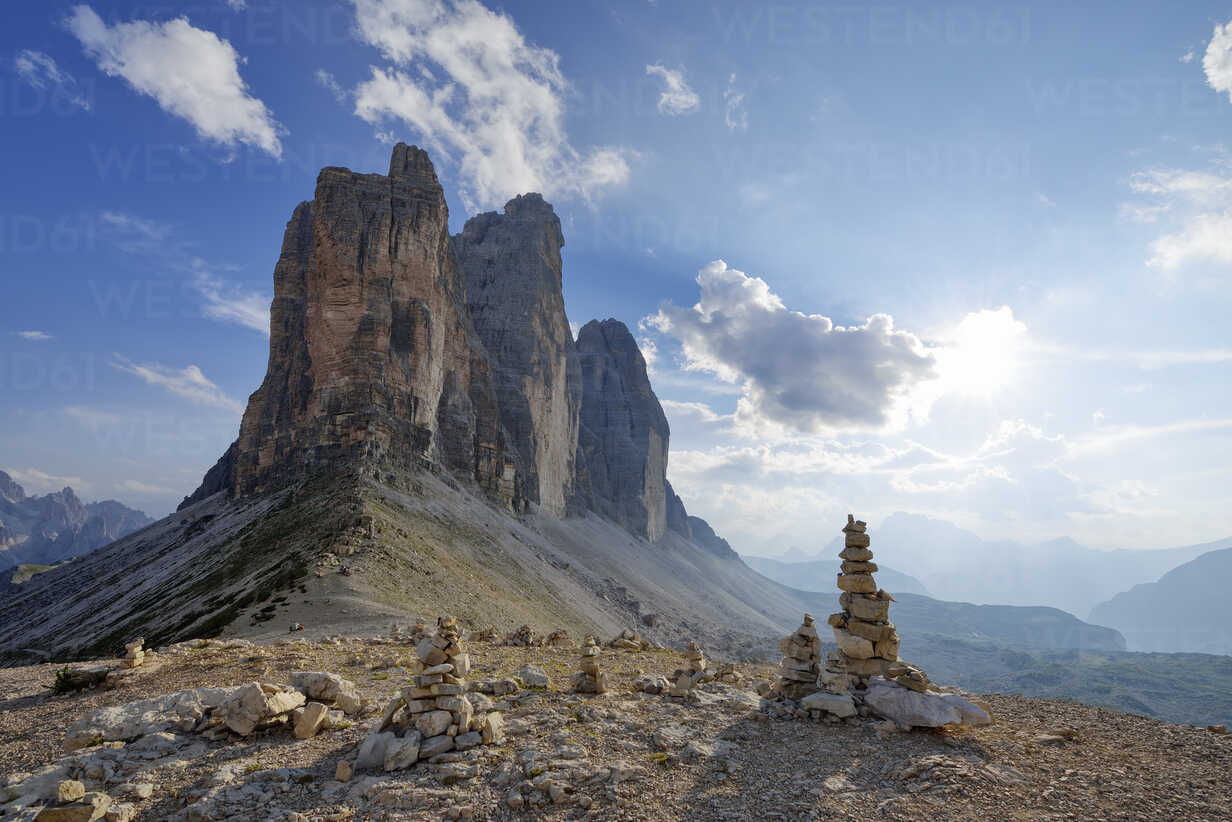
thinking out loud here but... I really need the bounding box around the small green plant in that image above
[649,752,670,767]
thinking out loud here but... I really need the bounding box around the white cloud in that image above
[14,49,90,110]
[723,73,747,131]
[14,330,54,341]
[66,5,283,157]
[1181,49,1195,64]
[1127,165,1232,274]
[224,0,247,10]
[350,0,629,210]
[110,355,244,413]
[647,260,937,432]
[3,467,87,494]
[1147,211,1232,270]
[190,260,270,336]
[315,69,347,102]
[97,211,270,333]
[645,63,699,115]
[1203,21,1232,102]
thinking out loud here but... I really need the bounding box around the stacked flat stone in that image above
[572,636,608,693]
[668,641,708,696]
[356,616,504,772]
[776,614,822,700]
[123,638,145,669]
[829,515,931,691]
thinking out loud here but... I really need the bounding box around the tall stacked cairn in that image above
[828,515,931,691]
[775,614,822,700]
[572,635,609,694]
[356,615,504,772]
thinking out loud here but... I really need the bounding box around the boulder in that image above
[800,692,857,718]
[517,665,550,689]
[217,682,305,736]
[863,679,990,728]
[383,731,422,771]
[356,731,396,770]
[293,701,329,739]
[35,791,111,821]
[290,672,364,714]
[65,687,234,750]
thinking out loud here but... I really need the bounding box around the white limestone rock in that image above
[64,687,234,751]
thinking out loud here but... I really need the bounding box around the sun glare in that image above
[935,306,1027,397]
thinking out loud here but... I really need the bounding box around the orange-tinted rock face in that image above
[180,144,732,551]
[188,144,520,508]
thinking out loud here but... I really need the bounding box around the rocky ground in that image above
[2,633,1229,821]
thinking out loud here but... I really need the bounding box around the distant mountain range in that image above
[741,555,930,596]
[0,471,152,570]
[1090,547,1232,655]
[777,511,1227,619]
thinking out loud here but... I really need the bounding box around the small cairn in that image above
[775,615,822,700]
[505,624,543,647]
[122,638,145,669]
[608,628,650,650]
[544,629,572,648]
[668,641,709,696]
[468,625,499,642]
[829,515,930,691]
[572,636,609,693]
[356,616,504,772]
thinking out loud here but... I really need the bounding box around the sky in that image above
[1,0,1231,555]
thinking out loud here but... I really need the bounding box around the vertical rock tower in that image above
[455,194,582,516]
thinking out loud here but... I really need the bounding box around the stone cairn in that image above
[123,638,145,669]
[357,616,504,772]
[667,641,709,697]
[827,515,930,691]
[505,624,543,647]
[572,636,609,694]
[608,628,651,650]
[775,615,822,700]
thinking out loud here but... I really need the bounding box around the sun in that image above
[934,306,1027,397]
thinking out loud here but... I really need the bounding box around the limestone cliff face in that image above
[185,145,521,508]
[454,194,581,516]
[180,144,736,558]
[574,319,670,542]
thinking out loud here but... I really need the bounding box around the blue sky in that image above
[2,0,1231,555]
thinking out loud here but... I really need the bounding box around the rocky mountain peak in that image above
[387,142,439,186]
[0,471,25,504]
[575,318,670,542]
[180,144,727,555]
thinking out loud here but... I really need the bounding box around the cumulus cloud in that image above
[350,0,629,210]
[110,355,244,413]
[1203,21,1232,102]
[1127,164,1232,274]
[647,260,936,432]
[646,64,700,115]
[14,330,54,341]
[723,73,747,130]
[66,5,283,157]
[14,49,90,110]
